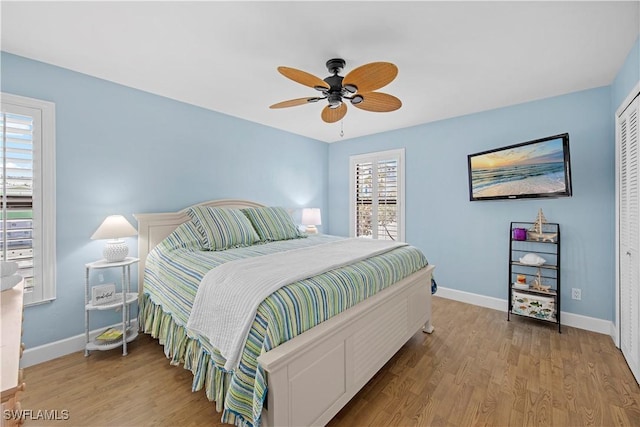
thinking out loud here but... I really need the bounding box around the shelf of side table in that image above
[84,257,139,356]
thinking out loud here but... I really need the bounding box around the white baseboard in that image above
[21,319,139,368]
[435,286,615,337]
[22,287,617,368]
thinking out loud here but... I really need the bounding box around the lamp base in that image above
[305,225,318,234]
[104,239,129,262]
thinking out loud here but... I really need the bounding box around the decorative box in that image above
[91,283,116,305]
[511,290,556,321]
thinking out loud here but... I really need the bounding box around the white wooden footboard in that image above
[258,264,434,427]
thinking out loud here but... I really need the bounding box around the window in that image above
[350,149,405,241]
[1,93,56,305]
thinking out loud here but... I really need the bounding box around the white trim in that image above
[615,81,640,349]
[435,286,614,337]
[616,81,640,118]
[21,319,139,368]
[615,116,621,348]
[1,92,56,305]
[349,148,405,241]
[24,286,615,369]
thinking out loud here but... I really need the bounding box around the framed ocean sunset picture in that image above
[468,133,572,201]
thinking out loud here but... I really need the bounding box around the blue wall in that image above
[1,52,328,348]
[328,36,640,323]
[328,88,614,320]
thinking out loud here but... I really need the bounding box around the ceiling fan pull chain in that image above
[340,120,344,138]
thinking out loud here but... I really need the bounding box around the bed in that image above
[135,199,435,427]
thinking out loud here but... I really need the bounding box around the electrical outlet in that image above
[571,288,581,300]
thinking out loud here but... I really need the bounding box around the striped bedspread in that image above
[188,238,407,371]
[142,222,429,427]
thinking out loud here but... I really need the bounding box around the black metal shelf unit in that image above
[507,221,561,333]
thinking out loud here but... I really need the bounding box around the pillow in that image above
[242,206,306,242]
[158,221,203,251]
[186,206,260,250]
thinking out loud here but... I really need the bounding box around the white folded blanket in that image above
[187,238,407,371]
[1,274,22,291]
[1,261,18,277]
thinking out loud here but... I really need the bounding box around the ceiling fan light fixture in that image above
[344,84,358,94]
[351,95,364,105]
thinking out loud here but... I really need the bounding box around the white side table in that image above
[84,257,139,356]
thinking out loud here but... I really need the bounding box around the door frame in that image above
[615,81,640,349]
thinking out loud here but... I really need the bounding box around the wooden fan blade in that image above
[321,103,347,123]
[270,97,319,109]
[343,62,398,93]
[278,66,330,90]
[353,92,402,112]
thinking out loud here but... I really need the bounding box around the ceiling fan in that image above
[269,58,402,123]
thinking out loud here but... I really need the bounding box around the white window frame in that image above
[1,93,56,305]
[349,148,405,241]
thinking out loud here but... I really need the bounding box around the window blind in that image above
[1,93,56,305]
[1,112,35,293]
[352,149,404,241]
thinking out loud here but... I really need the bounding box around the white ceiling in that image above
[2,1,639,143]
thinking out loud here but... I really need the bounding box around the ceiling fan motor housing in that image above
[323,74,344,92]
[323,74,346,108]
[327,93,342,108]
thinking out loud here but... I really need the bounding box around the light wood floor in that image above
[21,297,640,426]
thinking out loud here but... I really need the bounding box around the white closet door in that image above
[618,95,640,385]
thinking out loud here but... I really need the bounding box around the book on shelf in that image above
[95,327,123,342]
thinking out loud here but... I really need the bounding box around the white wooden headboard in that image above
[133,199,266,288]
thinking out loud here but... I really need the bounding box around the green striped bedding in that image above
[140,221,429,427]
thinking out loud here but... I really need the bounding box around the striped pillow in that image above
[159,220,203,251]
[186,206,260,251]
[242,206,306,242]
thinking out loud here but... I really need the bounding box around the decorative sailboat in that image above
[527,209,558,242]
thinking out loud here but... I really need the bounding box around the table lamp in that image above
[301,208,321,234]
[91,215,137,262]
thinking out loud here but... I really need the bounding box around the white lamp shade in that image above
[301,208,322,226]
[91,215,137,240]
[91,215,137,262]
